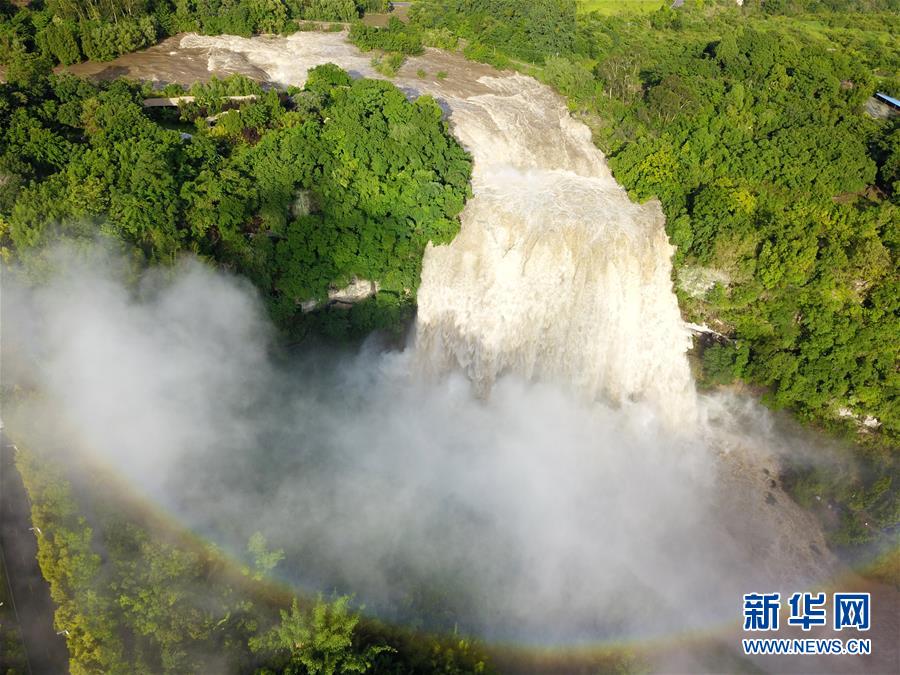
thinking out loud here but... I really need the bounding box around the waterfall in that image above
[414,75,696,424]
[178,34,697,424]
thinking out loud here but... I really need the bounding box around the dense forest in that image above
[0,0,387,65]
[0,62,471,338]
[406,0,900,548]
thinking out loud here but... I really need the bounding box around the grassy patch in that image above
[371,51,406,76]
[578,0,667,15]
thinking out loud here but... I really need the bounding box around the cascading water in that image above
[175,33,696,425]
[414,78,695,424]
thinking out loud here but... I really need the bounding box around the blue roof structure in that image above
[875,92,900,108]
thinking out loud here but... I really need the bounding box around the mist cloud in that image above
[2,248,838,646]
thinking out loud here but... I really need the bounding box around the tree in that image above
[296,0,359,22]
[249,596,393,675]
[247,531,285,581]
[595,54,641,103]
[305,62,352,94]
[37,18,83,65]
[4,46,53,94]
[645,75,698,126]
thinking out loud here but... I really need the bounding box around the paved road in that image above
[0,433,69,674]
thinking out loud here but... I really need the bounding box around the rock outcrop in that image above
[300,277,380,313]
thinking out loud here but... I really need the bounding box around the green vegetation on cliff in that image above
[0,64,471,338]
[0,0,388,66]
[12,444,491,673]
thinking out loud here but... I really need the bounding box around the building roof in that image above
[875,92,900,108]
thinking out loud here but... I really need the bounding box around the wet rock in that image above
[300,277,380,313]
[328,277,379,304]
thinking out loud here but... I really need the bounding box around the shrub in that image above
[349,17,423,55]
[371,51,404,77]
[80,17,156,62]
[36,19,82,66]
